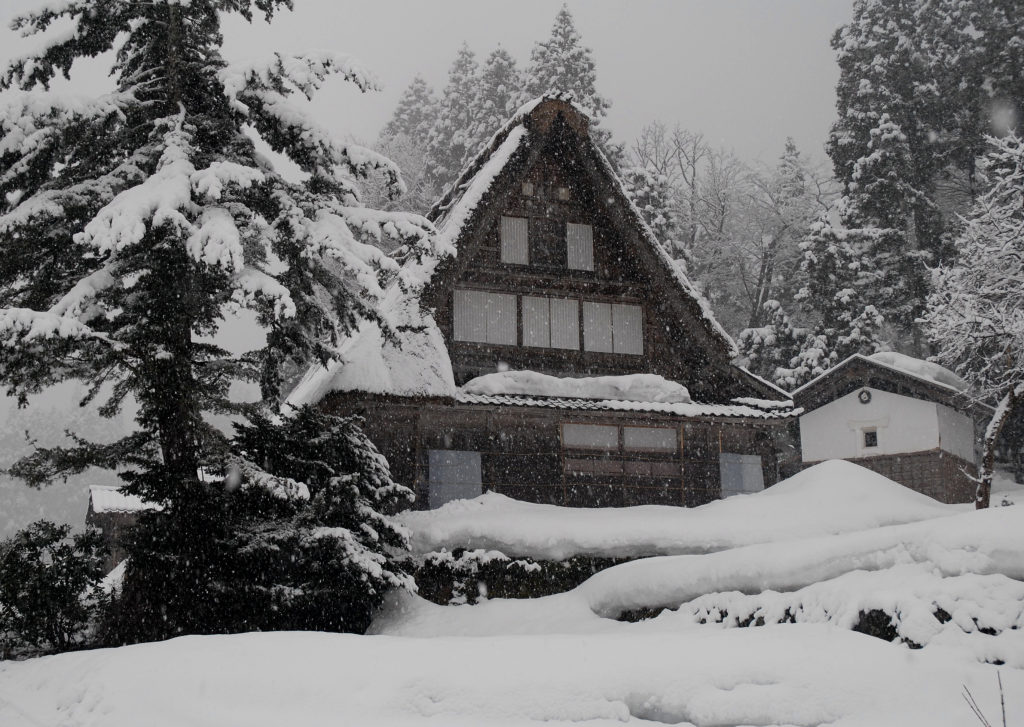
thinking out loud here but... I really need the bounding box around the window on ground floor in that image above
[427,450,482,509]
[719,452,764,498]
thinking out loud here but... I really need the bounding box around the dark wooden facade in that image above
[322,393,796,509]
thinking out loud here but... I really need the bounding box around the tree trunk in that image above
[978,384,1022,509]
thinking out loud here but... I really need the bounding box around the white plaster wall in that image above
[936,403,977,464]
[800,388,939,462]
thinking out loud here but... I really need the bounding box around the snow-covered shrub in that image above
[416,549,627,605]
[0,522,105,658]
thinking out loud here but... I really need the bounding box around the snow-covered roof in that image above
[456,391,799,420]
[866,351,968,392]
[462,371,693,404]
[88,486,159,515]
[791,352,970,398]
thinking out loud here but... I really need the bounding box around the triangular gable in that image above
[422,95,737,359]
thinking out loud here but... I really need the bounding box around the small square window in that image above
[863,429,878,448]
[557,186,570,200]
[522,182,535,196]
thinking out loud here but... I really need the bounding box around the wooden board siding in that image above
[322,393,792,510]
[803,449,976,504]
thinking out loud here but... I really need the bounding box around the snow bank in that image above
[377,502,1024,640]
[673,563,1024,667]
[399,460,959,559]
[869,351,969,391]
[461,371,691,403]
[1,626,1018,727]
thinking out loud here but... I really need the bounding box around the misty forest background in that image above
[1,0,1022,537]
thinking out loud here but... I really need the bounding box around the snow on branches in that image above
[926,133,1024,507]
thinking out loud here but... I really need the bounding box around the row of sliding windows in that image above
[500,216,594,271]
[454,289,643,355]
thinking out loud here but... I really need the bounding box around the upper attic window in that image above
[566,223,594,271]
[500,216,529,265]
[557,186,571,200]
[522,182,535,196]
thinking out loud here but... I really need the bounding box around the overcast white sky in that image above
[2,0,854,164]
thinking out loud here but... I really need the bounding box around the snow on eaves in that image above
[792,352,972,398]
[430,125,530,256]
[88,486,160,515]
[456,391,799,420]
[462,371,692,404]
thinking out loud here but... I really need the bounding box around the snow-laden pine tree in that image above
[423,44,480,193]
[0,0,433,639]
[525,5,614,151]
[828,0,944,344]
[466,47,523,154]
[138,406,415,636]
[622,166,690,269]
[381,75,438,143]
[771,201,887,390]
[736,300,806,388]
[372,76,439,215]
[925,134,1024,509]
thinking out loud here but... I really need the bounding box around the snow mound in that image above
[376,503,1024,640]
[399,460,958,560]
[869,351,968,391]
[461,370,691,403]
[673,563,1024,666]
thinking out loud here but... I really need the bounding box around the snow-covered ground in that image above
[1,460,1022,727]
[1,625,1021,727]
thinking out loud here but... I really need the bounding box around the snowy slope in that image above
[399,460,961,559]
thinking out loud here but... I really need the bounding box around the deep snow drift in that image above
[399,459,961,559]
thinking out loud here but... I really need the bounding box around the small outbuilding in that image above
[791,352,988,503]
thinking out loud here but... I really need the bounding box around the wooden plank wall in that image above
[335,396,792,509]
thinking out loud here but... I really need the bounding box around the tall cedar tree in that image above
[423,44,479,193]
[827,0,1024,348]
[924,134,1024,509]
[381,75,438,144]
[525,5,615,154]
[466,48,523,155]
[828,0,943,343]
[775,198,887,390]
[374,76,438,214]
[0,1,432,638]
